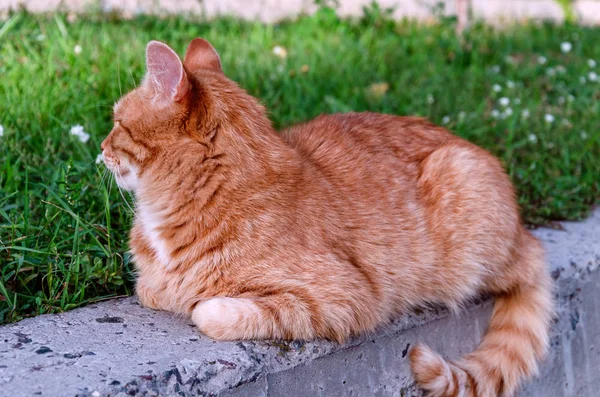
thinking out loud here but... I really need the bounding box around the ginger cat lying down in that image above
[101,38,553,397]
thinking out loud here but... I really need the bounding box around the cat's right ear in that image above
[145,40,190,102]
[183,38,223,74]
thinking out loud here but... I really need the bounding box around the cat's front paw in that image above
[192,297,260,340]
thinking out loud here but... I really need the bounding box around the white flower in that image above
[528,134,538,143]
[0,125,3,137]
[503,108,513,117]
[546,142,555,149]
[272,45,287,59]
[70,124,84,136]
[506,81,515,89]
[588,72,598,81]
[74,44,82,55]
[546,68,556,77]
[491,109,500,119]
[36,34,45,41]
[561,119,570,126]
[521,109,530,119]
[427,94,435,105]
[442,116,451,125]
[560,42,572,54]
[581,131,588,139]
[95,153,104,164]
[514,98,521,105]
[492,84,502,93]
[544,114,555,123]
[70,124,90,143]
[458,111,466,121]
[499,97,510,107]
[588,59,596,68]
[568,95,575,102]
[580,76,587,84]
[491,65,501,73]
[538,56,547,65]
[558,96,565,105]
[556,65,566,74]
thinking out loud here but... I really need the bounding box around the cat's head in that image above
[100,38,225,191]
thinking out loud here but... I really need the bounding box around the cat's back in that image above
[281,112,456,174]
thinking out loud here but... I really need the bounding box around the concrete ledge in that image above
[1,209,599,397]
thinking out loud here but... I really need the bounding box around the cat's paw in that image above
[192,297,260,340]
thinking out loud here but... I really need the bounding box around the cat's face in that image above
[100,118,143,191]
[100,95,146,191]
[100,38,223,191]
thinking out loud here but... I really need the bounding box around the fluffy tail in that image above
[410,236,554,397]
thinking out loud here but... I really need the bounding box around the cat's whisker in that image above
[116,169,136,214]
[100,168,110,191]
[104,172,112,194]
[107,171,114,202]
[126,191,137,209]
[83,158,98,167]
[96,168,105,191]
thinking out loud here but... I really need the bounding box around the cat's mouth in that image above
[102,154,126,177]
[102,152,139,191]
[102,153,126,174]
[101,152,116,167]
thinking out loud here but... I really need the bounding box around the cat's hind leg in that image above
[192,294,317,341]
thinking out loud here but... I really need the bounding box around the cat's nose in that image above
[100,139,107,150]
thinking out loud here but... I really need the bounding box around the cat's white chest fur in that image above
[137,205,172,266]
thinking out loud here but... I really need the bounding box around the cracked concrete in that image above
[0,208,599,396]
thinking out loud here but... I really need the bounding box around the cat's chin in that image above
[115,173,138,191]
[112,168,138,191]
[103,157,139,192]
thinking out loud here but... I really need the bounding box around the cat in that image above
[100,38,554,397]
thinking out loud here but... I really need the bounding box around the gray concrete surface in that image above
[0,208,599,396]
[2,0,600,24]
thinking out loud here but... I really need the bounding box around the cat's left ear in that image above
[183,38,223,74]
[145,40,190,102]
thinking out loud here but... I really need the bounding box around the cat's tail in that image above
[409,232,554,397]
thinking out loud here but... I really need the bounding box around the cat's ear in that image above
[183,38,223,74]
[145,40,190,102]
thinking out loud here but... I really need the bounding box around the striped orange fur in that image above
[100,39,554,396]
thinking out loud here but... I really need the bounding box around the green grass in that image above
[1,7,599,324]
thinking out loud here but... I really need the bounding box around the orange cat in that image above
[101,38,553,397]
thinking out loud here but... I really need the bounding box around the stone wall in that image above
[2,0,600,25]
